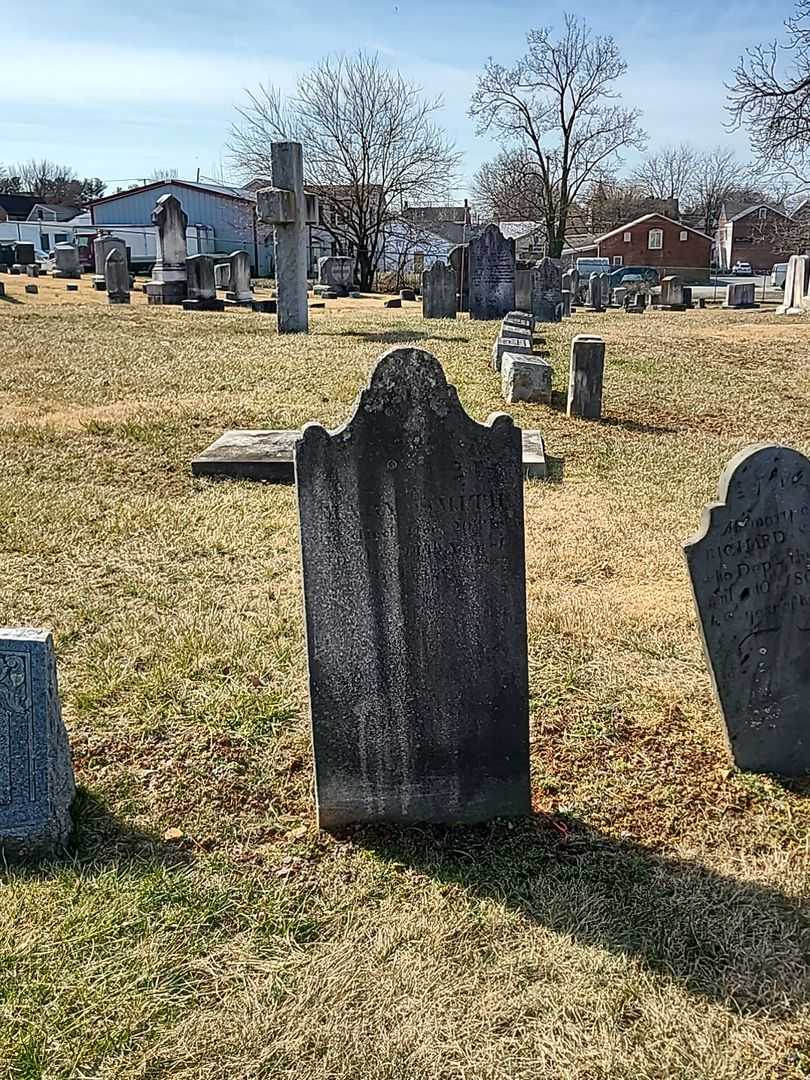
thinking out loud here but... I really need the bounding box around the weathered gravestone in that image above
[25,284,38,295]
[660,275,685,310]
[183,254,224,311]
[515,263,533,313]
[684,444,810,775]
[104,248,130,304]
[448,244,470,312]
[531,257,563,322]
[225,250,253,306]
[587,272,603,311]
[93,236,126,289]
[502,354,552,404]
[468,224,515,320]
[52,243,81,279]
[316,256,355,297]
[146,194,188,305]
[256,141,319,333]
[14,242,35,267]
[0,629,75,857]
[421,261,457,319]
[295,347,531,828]
[567,335,605,420]
[777,254,810,315]
[214,262,231,289]
[724,281,757,309]
[599,272,610,307]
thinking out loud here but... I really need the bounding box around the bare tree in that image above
[632,143,699,200]
[148,167,179,182]
[230,52,461,290]
[472,148,549,221]
[690,148,749,234]
[6,159,104,206]
[469,15,646,257]
[728,0,810,186]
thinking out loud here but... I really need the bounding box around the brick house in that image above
[715,204,793,273]
[564,213,713,280]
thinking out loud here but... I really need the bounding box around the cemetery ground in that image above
[0,284,809,1080]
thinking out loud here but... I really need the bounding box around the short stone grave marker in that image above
[567,335,605,419]
[422,261,457,319]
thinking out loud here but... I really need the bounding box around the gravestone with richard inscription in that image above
[0,629,75,856]
[296,347,531,828]
[684,444,810,776]
[468,224,515,320]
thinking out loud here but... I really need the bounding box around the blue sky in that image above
[1,0,792,196]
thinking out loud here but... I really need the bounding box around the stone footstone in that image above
[191,427,549,483]
[724,281,758,309]
[502,354,553,404]
[567,335,605,420]
[66,284,79,292]
[295,348,531,828]
[25,284,38,294]
[684,444,810,776]
[384,298,402,308]
[182,298,225,311]
[400,288,416,301]
[348,292,363,299]
[0,629,75,859]
[492,335,533,372]
[252,299,277,314]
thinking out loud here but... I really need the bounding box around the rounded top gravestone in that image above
[295,347,531,829]
[684,443,810,776]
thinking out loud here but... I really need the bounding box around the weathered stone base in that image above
[108,295,131,305]
[182,298,225,312]
[192,428,548,482]
[146,280,187,305]
[251,299,277,314]
[502,354,553,404]
[52,270,81,279]
[92,278,107,291]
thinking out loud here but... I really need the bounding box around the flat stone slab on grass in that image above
[192,428,547,481]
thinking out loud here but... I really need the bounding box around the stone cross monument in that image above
[146,194,189,305]
[256,142,319,334]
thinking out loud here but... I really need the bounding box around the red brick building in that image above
[716,204,793,273]
[565,213,713,280]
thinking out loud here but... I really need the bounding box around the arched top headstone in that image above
[684,443,810,776]
[295,347,530,828]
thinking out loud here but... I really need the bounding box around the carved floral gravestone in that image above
[684,444,810,775]
[295,347,531,828]
[0,629,75,856]
[468,224,515,320]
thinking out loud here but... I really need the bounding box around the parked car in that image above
[609,265,659,287]
[732,261,753,275]
[771,262,789,288]
[575,257,611,280]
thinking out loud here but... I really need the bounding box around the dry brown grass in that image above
[0,289,808,1079]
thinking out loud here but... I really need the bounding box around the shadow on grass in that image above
[541,454,565,484]
[354,813,810,1016]
[321,329,471,344]
[0,293,22,304]
[2,789,195,878]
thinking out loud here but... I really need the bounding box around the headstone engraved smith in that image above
[296,347,531,828]
[684,444,810,776]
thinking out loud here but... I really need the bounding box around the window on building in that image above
[648,228,663,250]
[623,231,631,243]
[758,207,767,220]
[54,233,68,245]
[413,252,424,274]
[39,233,50,252]
[613,255,623,266]
[680,231,688,241]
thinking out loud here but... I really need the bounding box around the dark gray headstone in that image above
[448,244,469,312]
[468,224,515,320]
[0,629,75,857]
[515,265,532,313]
[295,347,531,828]
[14,242,35,266]
[684,444,810,776]
[422,261,457,319]
[567,335,605,419]
[531,257,563,322]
